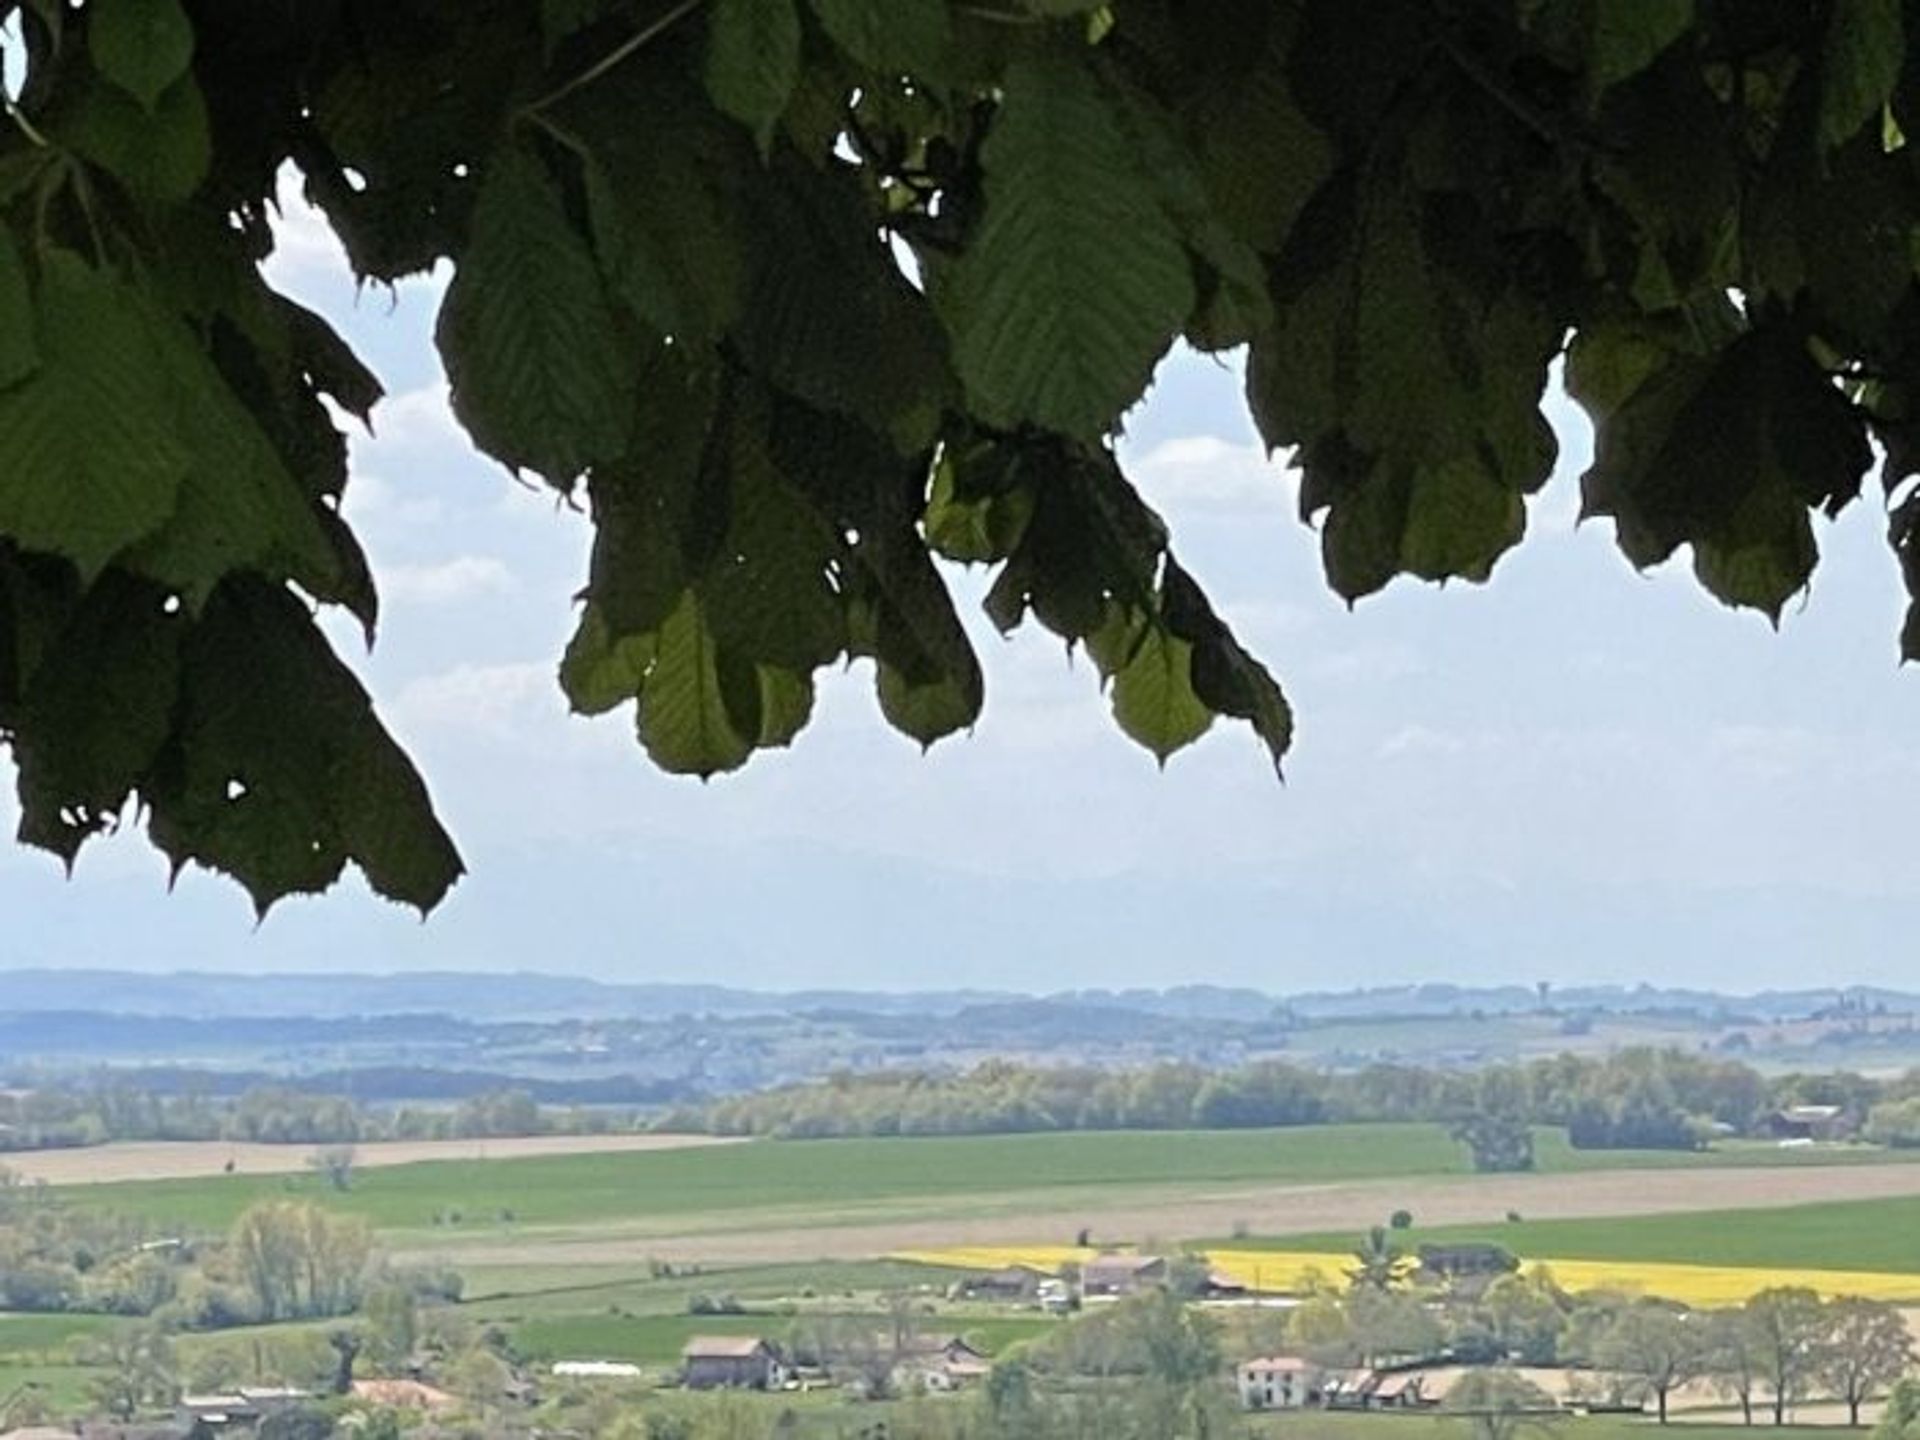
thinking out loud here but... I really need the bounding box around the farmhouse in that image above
[956,1264,1045,1302]
[1237,1356,1321,1410]
[899,1335,993,1391]
[681,1335,786,1390]
[1416,1243,1519,1287]
[1768,1104,1852,1141]
[1081,1252,1167,1298]
[178,1387,311,1430]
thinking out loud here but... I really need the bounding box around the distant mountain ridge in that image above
[0,967,1912,1024]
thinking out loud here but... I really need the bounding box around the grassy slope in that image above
[1246,1194,1920,1274]
[50,1125,1918,1238]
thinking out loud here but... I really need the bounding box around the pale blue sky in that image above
[4,185,1918,993]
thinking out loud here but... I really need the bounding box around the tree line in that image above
[1278,1259,1911,1427]
[0,1082,635,1151]
[674,1048,1916,1148]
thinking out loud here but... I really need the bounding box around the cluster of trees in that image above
[0,1167,191,1315]
[0,1081,610,1152]
[682,1048,1885,1152]
[0,1169,456,1337]
[1281,1264,1913,1428]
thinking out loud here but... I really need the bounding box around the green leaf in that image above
[145,579,462,915]
[560,607,656,716]
[1163,560,1292,773]
[568,72,751,345]
[636,592,755,777]
[809,0,949,78]
[1820,0,1903,152]
[924,450,1034,564]
[0,231,36,391]
[122,302,340,609]
[735,160,954,443]
[946,54,1195,440]
[437,144,635,488]
[0,252,188,578]
[755,665,814,746]
[703,0,801,151]
[1587,0,1692,89]
[875,661,977,749]
[1190,45,1331,255]
[697,406,847,671]
[65,72,210,202]
[12,574,180,864]
[1571,325,1870,618]
[88,0,194,109]
[1107,623,1213,764]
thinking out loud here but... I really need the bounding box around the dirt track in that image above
[0,1132,744,1185]
[415,1159,1920,1270]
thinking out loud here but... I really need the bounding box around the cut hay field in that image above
[0,1131,743,1186]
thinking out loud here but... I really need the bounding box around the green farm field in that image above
[1241,1193,1920,1275]
[49,1124,1920,1241]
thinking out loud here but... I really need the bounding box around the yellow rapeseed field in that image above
[892,1245,1920,1307]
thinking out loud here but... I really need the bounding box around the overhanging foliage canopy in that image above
[0,0,1915,914]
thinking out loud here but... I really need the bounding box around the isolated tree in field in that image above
[1594,1301,1709,1425]
[1445,1368,1557,1440]
[1743,1287,1830,1427]
[1820,1297,1914,1428]
[4,4,1920,911]
[307,1143,357,1193]
[1347,1224,1405,1291]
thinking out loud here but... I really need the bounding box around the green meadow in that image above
[1235,1193,1920,1274]
[49,1124,1917,1239]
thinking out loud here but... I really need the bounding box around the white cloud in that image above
[390,662,555,743]
[365,382,466,454]
[1126,435,1295,516]
[262,170,352,291]
[382,556,517,606]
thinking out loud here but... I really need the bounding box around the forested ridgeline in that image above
[676,1051,1920,1148]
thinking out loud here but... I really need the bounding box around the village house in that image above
[1080,1252,1167,1298]
[955,1265,1045,1303]
[896,1335,991,1391]
[1768,1104,1853,1142]
[681,1336,786,1391]
[1237,1356,1321,1410]
[177,1387,311,1431]
[1415,1243,1519,1292]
